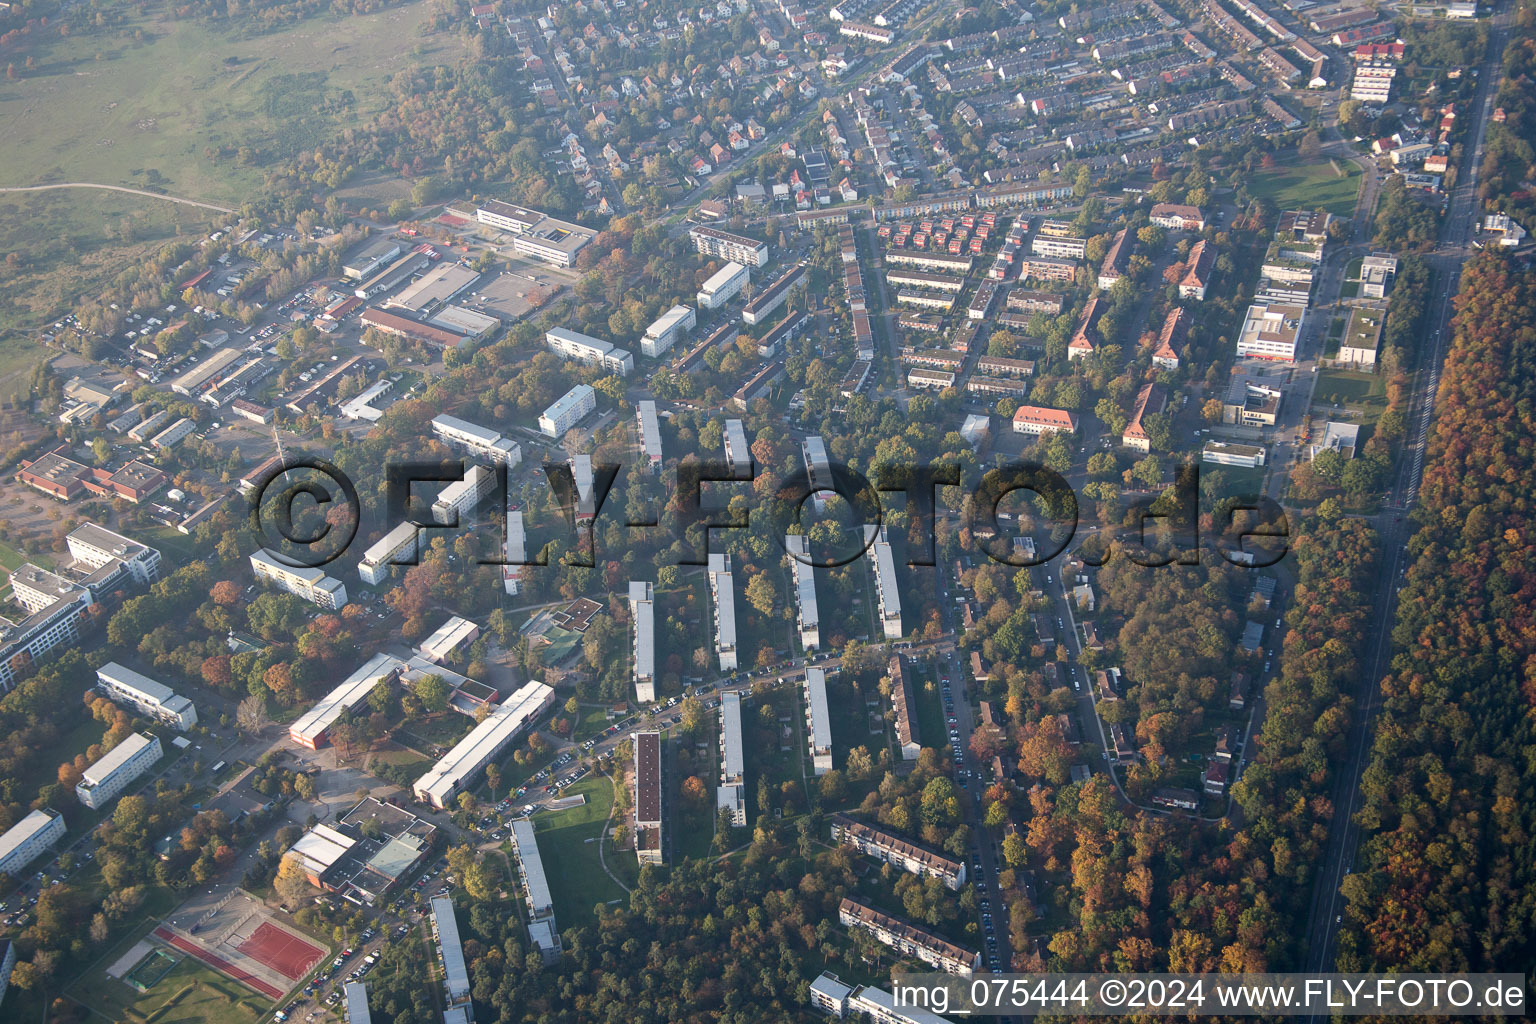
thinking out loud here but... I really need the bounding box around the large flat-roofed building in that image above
[724,419,752,477]
[709,552,738,671]
[358,522,420,586]
[429,896,474,1019]
[539,384,597,438]
[149,417,196,450]
[838,898,978,976]
[718,691,746,826]
[95,662,197,730]
[8,564,89,615]
[384,263,480,314]
[283,799,436,902]
[809,971,954,1024]
[888,655,920,760]
[636,400,663,474]
[787,534,820,650]
[503,510,526,596]
[1236,302,1306,362]
[509,819,561,963]
[67,522,160,585]
[642,305,696,358]
[19,449,166,504]
[344,982,372,1024]
[430,414,522,467]
[689,226,769,267]
[1223,374,1284,427]
[290,652,406,749]
[417,616,479,665]
[250,549,348,610]
[742,264,807,325]
[803,434,834,512]
[343,237,404,280]
[0,585,95,693]
[804,667,834,776]
[868,525,903,640]
[1202,441,1267,468]
[545,326,633,376]
[76,732,161,810]
[171,347,245,396]
[1360,252,1398,299]
[629,581,656,703]
[697,261,750,309]
[354,253,430,299]
[1338,305,1383,367]
[0,808,66,881]
[633,731,664,864]
[1030,233,1087,259]
[831,813,966,889]
[413,681,556,809]
[359,307,480,350]
[432,465,496,526]
[475,200,594,267]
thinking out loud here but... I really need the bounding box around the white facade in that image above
[636,400,663,474]
[96,662,198,730]
[359,522,420,586]
[67,522,161,585]
[718,692,746,826]
[344,982,372,1024]
[709,553,738,672]
[417,616,479,665]
[1351,62,1396,104]
[787,534,820,651]
[76,732,162,810]
[0,588,95,694]
[868,525,903,640]
[509,819,561,962]
[414,681,556,808]
[432,465,496,526]
[630,581,656,703]
[641,305,697,358]
[697,261,749,309]
[539,384,597,437]
[1030,234,1087,259]
[503,510,526,596]
[430,414,522,467]
[724,419,752,477]
[1236,302,1306,362]
[689,226,769,267]
[804,668,834,776]
[250,549,349,610]
[0,808,66,880]
[545,327,633,376]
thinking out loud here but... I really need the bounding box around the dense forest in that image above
[1338,253,1536,971]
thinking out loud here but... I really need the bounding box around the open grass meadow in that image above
[1248,160,1363,218]
[532,773,631,928]
[71,951,270,1024]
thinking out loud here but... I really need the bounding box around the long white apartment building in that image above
[358,522,420,586]
[250,549,348,610]
[689,225,769,267]
[786,534,820,650]
[414,680,556,809]
[429,897,473,1023]
[709,552,738,672]
[636,400,663,474]
[724,418,752,477]
[95,662,197,730]
[809,972,955,1024]
[803,434,834,513]
[344,982,371,1024]
[641,305,696,358]
[804,668,834,776]
[630,581,657,703]
[503,510,526,596]
[539,384,597,437]
[545,326,633,376]
[289,652,406,749]
[430,414,522,467]
[571,453,596,521]
[839,898,978,976]
[697,261,749,309]
[0,808,66,881]
[868,525,903,640]
[432,465,496,526]
[474,200,593,267]
[76,732,162,810]
[1236,302,1306,362]
[67,522,161,585]
[509,819,562,963]
[0,583,95,694]
[831,813,967,889]
[1030,234,1087,259]
[718,691,746,826]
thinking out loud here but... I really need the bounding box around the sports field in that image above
[1248,160,1363,218]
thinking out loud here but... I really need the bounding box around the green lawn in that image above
[0,536,34,572]
[1248,160,1363,218]
[530,774,629,928]
[71,952,270,1024]
[908,663,948,755]
[1316,367,1387,405]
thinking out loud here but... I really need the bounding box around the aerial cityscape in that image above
[0,0,1531,1020]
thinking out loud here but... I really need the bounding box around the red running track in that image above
[236,922,324,981]
[153,928,285,1000]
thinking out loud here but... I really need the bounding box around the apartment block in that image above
[76,732,162,810]
[249,549,349,610]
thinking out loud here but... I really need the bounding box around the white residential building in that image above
[630,581,657,703]
[724,419,752,477]
[358,522,420,586]
[718,691,746,826]
[429,897,473,1021]
[689,226,769,267]
[503,510,526,596]
[249,549,348,610]
[430,415,522,467]
[787,534,820,651]
[545,326,634,376]
[803,434,834,513]
[431,465,496,526]
[76,732,162,810]
[0,808,66,881]
[804,667,834,776]
[66,522,161,586]
[641,305,696,358]
[810,972,955,1024]
[636,400,663,474]
[868,525,903,640]
[509,819,562,963]
[413,681,556,809]
[1236,302,1306,362]
[539,384,597,437]
[709,553,738,671]
[697,261,750,309]
[95,662,198,730]
[1351,62,1396,104]
[344,982,372,1024]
